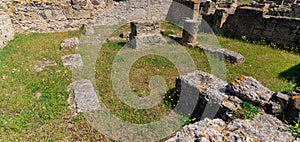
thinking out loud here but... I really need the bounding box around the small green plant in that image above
[232,102,260,120]
[241,102,260,120]
[289,113,300,137]
[280,81,296,93]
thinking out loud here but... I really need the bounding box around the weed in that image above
[289,113,300,137]
[232,102,260,120]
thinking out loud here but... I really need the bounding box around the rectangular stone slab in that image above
[71,80,100,113]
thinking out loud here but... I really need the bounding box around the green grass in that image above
[0,22,300,141]
[0,31,108,141]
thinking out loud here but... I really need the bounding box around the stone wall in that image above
[0,0,178,33]
[223,7,300,47]
[95,0,173,25]
[0,13,14,49]
[204,6,300,48]
[4,0,115,33]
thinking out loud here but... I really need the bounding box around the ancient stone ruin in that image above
[202,0,300,48]
[129,21,165,49]
[167,114,294,141]
[0,0,299,141]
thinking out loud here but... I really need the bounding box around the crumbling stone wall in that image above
[4,0,115,33]
[1,0,175,33]
[96,0,173,25]
[0,13,14,49]
[204,5,300,48]
[222,7,300,48]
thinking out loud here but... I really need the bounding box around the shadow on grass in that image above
[279,63,300,86]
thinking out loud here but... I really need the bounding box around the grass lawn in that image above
[0,22,299,141]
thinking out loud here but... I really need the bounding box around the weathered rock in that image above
[182,19,200,44]
[32,58,57,72]
[176,70,241,121]
[60,37,79,50]
[198,45,245,65]
[205,6,300,48]
[69,80,100,113]
[71,0,87,10]
[285,95,300,121]
[226,75,273,106]
[0,13,14,49]
[61,54,83,68]
[129,21,165,49]
[267,92,291,114]
[166,114,294,142]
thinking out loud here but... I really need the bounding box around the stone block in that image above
[182,19,200,44]
[0,13,14,49]
[129,21,165,49]
[129,21,161,38]
[176,71,240,120]
[60,37,80,50]
[69,80,100,113]
[61,54,83,68]
[198,45,245,65]
[167,114,294,142]
[226,75,273,106]
[129,34,165,49]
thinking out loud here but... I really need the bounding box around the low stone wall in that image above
[223,7,300,48]
[0,0,178,33]
[0,13,14,49]
[96,0,172,25]
[5,0,114,33]
[204,6,300,48]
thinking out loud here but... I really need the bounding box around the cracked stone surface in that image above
[61,54,83,68]
[69,80,100,113]
[166,114,294,142]
[226,75,273,106]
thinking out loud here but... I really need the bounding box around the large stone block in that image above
[129,21,165,49]
[129,21,161,37]
[198,45,245,65]
[129,34,165,49]
[226,75,273,106]
[0,13,14,49]
[175,71,241,120]
[61,54,84,68]
[69,80,100,113]
[182,19,200,44]
[167,114,294,142]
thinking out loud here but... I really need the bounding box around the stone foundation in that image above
[129,21,165,49]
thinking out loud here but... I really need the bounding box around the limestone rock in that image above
[69,80,100,113]
[0,13,14,49]
[61,54,83,68]
[198,45,245,65]
[182,19,200,44]
[166,114,294,142]
[60,37,79,50]
[175,71,241,121]
[226,75,273,106]
[129,21,165,49]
